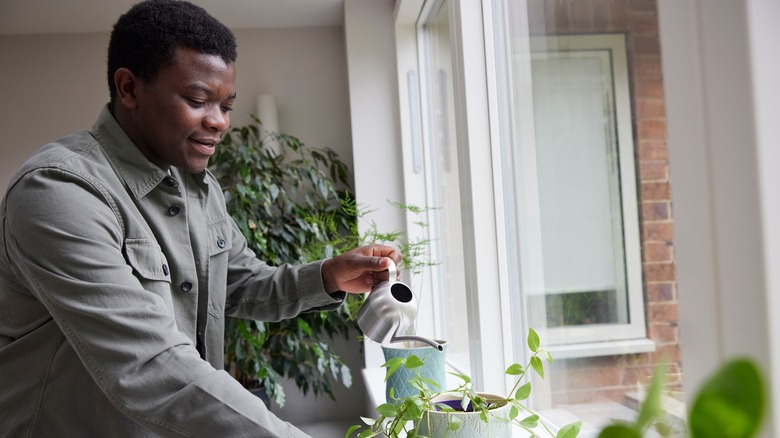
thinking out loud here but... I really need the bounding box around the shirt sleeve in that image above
[221,213,345,321]
[3,167,311,437]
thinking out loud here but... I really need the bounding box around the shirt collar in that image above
[90,104,174,199]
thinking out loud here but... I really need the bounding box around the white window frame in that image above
[395,0,512,395]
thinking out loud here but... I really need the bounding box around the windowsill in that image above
[547,338,656,360]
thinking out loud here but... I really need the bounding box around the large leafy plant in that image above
[210,116,361,406]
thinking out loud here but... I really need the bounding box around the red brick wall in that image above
[526,0,681,405]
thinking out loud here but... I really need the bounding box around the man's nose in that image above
[204,106,229,132]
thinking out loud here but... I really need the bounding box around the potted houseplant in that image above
[210,116,362,407]
[347,328,583,438]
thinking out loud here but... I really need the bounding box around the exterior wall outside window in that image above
[524,0,681,405]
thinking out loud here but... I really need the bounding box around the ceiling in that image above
[0,0,346,35]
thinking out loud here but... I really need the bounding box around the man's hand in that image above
[321,244,402,294]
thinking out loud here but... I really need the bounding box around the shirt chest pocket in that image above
[206,220,232,319]
[123,239,173,308]
[207,221,233,257]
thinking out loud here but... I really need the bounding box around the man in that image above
[0,1,398,436]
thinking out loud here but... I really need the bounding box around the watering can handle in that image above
[385,258,397,282]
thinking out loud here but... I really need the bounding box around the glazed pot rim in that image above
[429,391,509,414]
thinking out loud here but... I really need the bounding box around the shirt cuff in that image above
[297,260,346,311]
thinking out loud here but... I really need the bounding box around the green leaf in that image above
[383,358,404,381]
[635,361,667,431]
[689,358,765,438]
[449,372,471,384]
[515,382,532,400]
[345,424,362,438]
[360,416,376,426]
[528,328,541,352]
[418,376,441,391]
[556,421,582,438]
[598,424,642,438]
[448,415,462,430]
[404,398,423,419]
[519,414,539,428]
[505,363,524,375]
[375,403,397,418]
[341,364,353,388]
[297,318,312,336]
[405,355,425,369]
[530,356,545,379]
[268,183,280,201]
[409,378,428,393]
[239,165,250,182]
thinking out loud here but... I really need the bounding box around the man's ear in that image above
[114,68,139,110]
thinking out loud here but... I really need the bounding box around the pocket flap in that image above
[207,220,233,256]
[124,238,171,282]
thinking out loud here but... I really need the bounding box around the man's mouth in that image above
[191,137,219,147]
[189,138,218,155]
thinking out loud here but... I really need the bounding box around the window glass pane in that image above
[420,1,471,370]
[496,0,685,431]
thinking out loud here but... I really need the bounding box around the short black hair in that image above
[107,0,237,106]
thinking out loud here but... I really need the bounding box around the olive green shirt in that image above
[0,106,343,437]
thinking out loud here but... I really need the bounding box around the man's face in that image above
[130,47,236,173]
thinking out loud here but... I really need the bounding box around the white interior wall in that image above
[232,27,353,174]
[0,33,108,192]
[344,0,405,379]
[0,26,353,191]
[749,0,780,431]
[658,1,778,436]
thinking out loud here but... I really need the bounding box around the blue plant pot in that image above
[382,340,448,402]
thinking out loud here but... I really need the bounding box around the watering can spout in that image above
[390,335,444,352]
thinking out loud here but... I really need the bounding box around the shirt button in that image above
[162,264,169,275]
[163,177,177,187]
[180,281,193,292]
[168,204,180,216]
[217,238,226,248]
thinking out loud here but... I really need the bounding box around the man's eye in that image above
[186,97,205,107]
[221,106,233,113]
